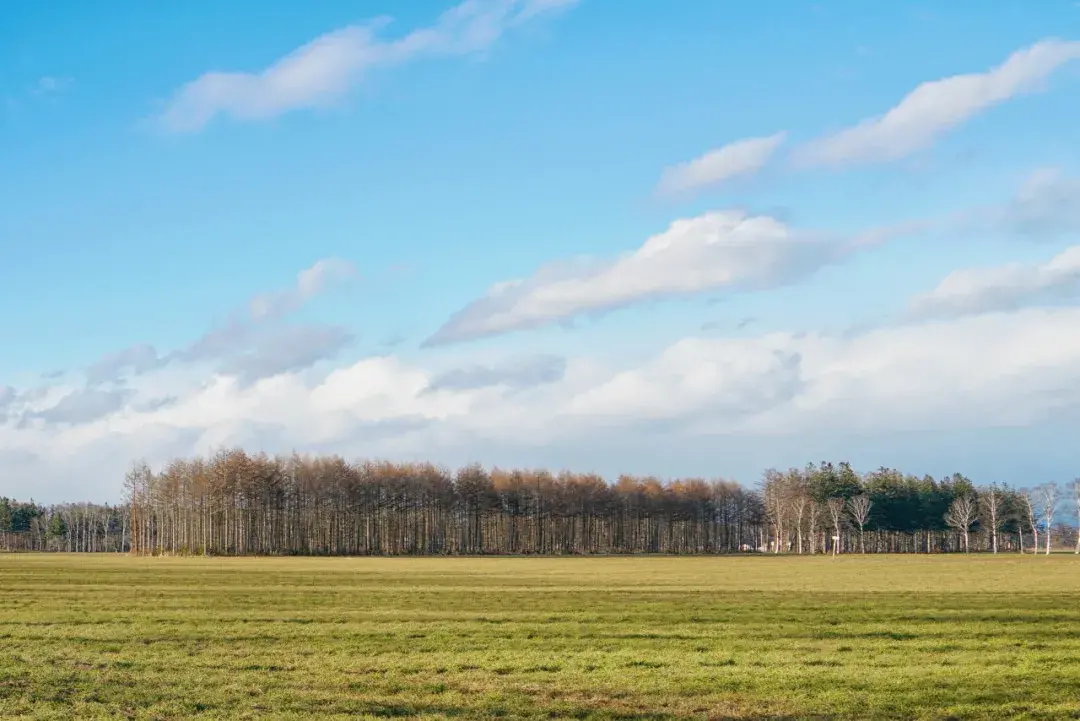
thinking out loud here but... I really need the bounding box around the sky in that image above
[3,0,1080,503]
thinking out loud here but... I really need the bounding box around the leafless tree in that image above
[1038,483,1060,555]
[784,469,809,555]
[1072,479,1080,554]
[944,495,977,552]
[826,497,846,556]
[762,469,786,553]
[14,452,1067,558]
[763,468,805,553]
[1021,489,1039,555]
[847,494,872,553]
[979,485,1003,554]
[806,500,821,554]
[109,450,774,557]
[790,493,808,555]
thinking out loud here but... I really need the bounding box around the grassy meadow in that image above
[1,554,1079,719]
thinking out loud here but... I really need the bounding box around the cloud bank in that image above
[6,302,1080,502]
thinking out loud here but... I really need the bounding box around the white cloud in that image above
[6,306,1080,502]
[159,0,577,132]
[794,39,1080,168]
[909,244,1080,319]
[425,210,865,345]
[86,344,162,385]
[569,340,803,422]
[31,387,135,426]
[1004,167,1080,239]
[424,354,566,392]
[249,257,357,321]
[219,324,355,386]
[655,133,786,196]
[84,257,358,385]
[564,308,1080,438]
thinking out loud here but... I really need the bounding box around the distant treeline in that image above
[0,499,129,553]
[1,451,1077,555]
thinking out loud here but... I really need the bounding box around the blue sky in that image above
[3,0,1080,502]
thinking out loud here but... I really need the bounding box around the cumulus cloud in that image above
[909,245,1080,319]
[31,387,136,426]
[159,0,578,132]
[1003,167,1080,239]
[249,257,357,322]
[135,396,180,413]
[0,386,16,422]
[656,133,786,196]
[6,305,1080,502]
[424,354,566,393]
[220,324,356,386]
[84,258,357,385]
[425,210,875,346]
[167,322,253,367]
[794,39,1080,168]
[569,342,804,423]
[86,343,163,385]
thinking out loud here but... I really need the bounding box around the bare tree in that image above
[19,451,1070,558]
[1072,479,1080,554]
[1021,490,1039,555]
[790,492,808,555]
[944,496,977,552]
[806,500,821,555]
[979,485,1003,554]
[826,497,845,556]
[762,469,787,553]
[1038,483,1060,556]
[847,494,872,554]
[784,468,810,555]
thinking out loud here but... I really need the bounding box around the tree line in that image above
[1,452,1077,555]
[0,498,129,553]
[760,466,1078,555]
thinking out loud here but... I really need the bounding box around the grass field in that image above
[2,555,1080,720]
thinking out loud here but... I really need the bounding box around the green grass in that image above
[2,554,1080,719]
